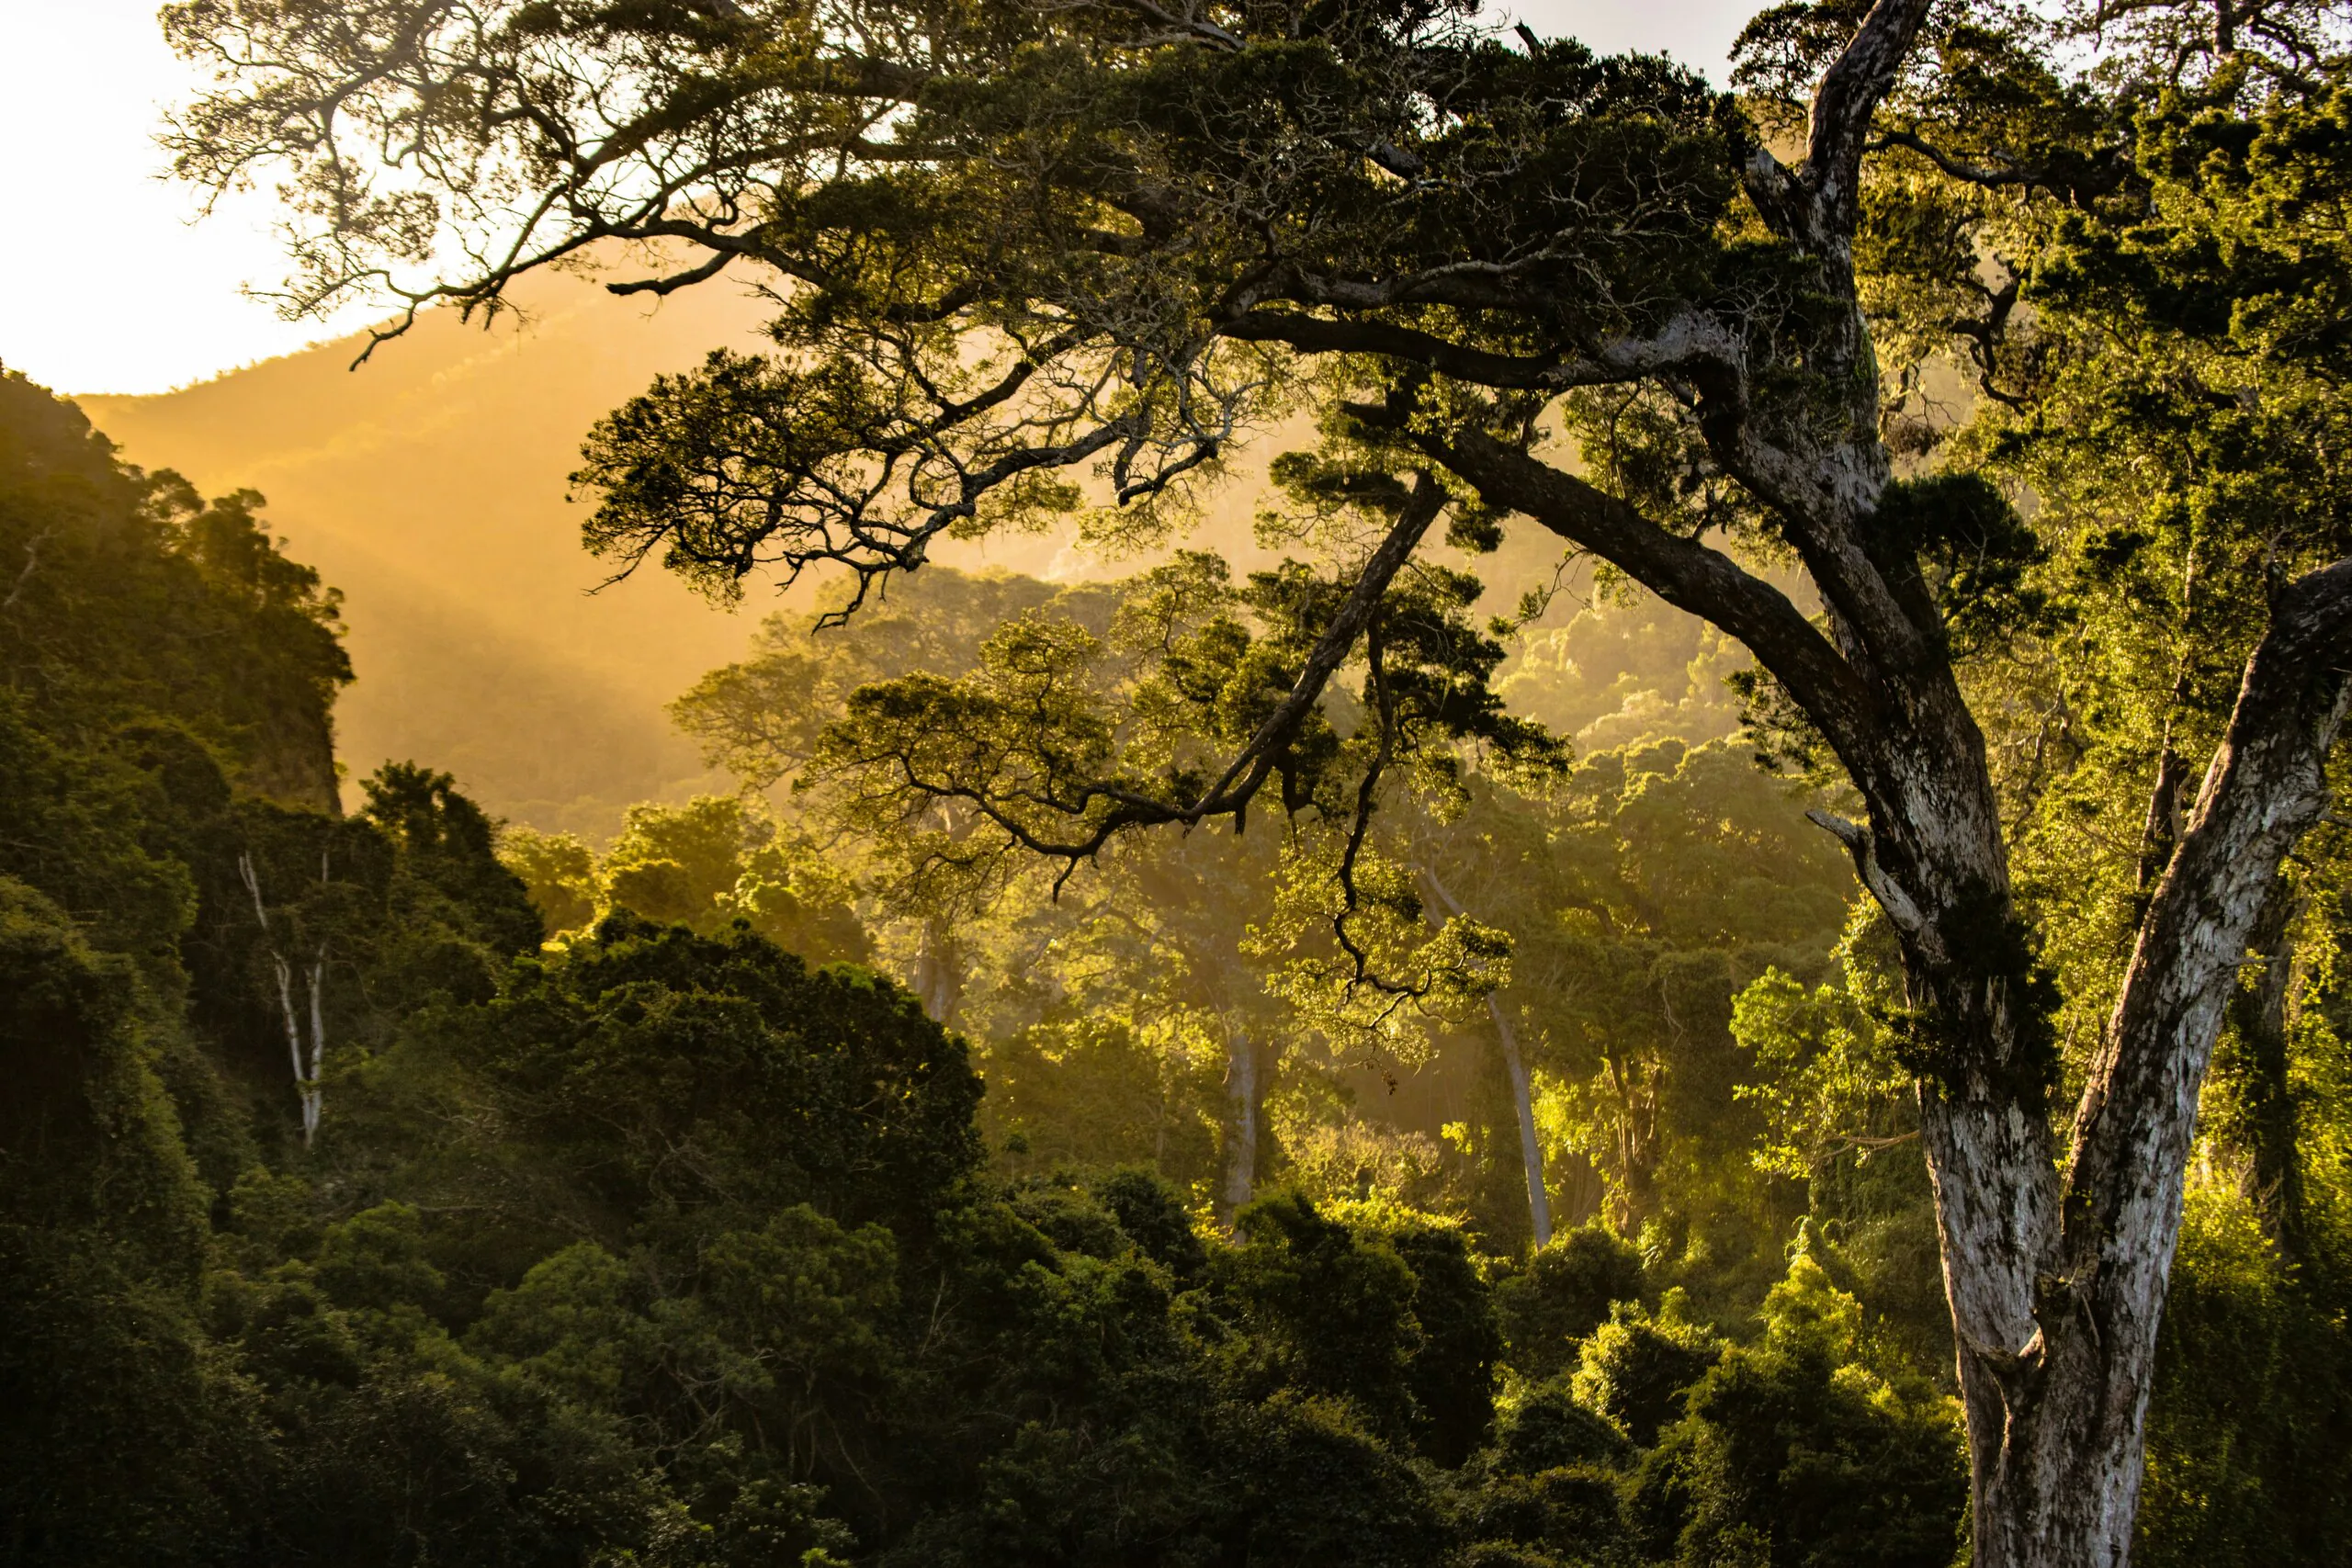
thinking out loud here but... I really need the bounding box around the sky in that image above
[0,1,1758,397]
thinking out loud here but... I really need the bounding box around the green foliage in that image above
[1486,1381,1634,1478]
[1216,1394,1456,1568]
[361,763,543,955]
[1731,953,1908,1183]
[0,879,236,1562]
[449,915,983,1235]
[506,794,871,963]
[1572,1301,1724,1450]
[1862,473,2047,654]
[2134,1190,2352,1568]
[499,827,598,934]
[1625,1250,1963,1568]
[0,370,348,812]
[1495,1224,1648,1382]
[37,11,2352,1558]
[986,1017,1223,1194]
[1387,1222,1506,1466]
[1217,1191,1427,1442]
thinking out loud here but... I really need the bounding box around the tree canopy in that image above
[17,0,2347,1563]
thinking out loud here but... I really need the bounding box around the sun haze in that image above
[0,1,1750,396]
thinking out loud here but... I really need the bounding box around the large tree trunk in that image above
[1462,398,2352,1562]
[1850,563,2352,1568]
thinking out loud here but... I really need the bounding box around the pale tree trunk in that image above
[303,955,326,1145]
[1600,1054,1660,1233]
[1488,998,1553,1247]
[1221,1026,1261,1222]
[239,851,328,1147]
[911,916,960,1026]
[1821,563,2352,1568]
[1420,866,1552,1246]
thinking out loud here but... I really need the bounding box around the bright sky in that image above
[0,1,1757,396]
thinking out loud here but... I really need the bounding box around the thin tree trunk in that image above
[1221,1027,1261,1221]
[1487,996,1553,1247]
[1420,866,1553,1246]
[304,955,327,1145]
[912,916,959,1025]
[1602,1053,1660,1233]
[241,851,326,1147]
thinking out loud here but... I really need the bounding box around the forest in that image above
[6,1,2352,1565]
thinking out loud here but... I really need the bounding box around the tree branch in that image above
[1868,129,2034,189]
[1221,309,1735,391]
[822,473,1451,872]
[1408,425,1874,763]
[1192,472,1451,823]
[1804,0,1938,244]
[607,248,739,298]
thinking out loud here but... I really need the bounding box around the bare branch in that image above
[1221,309,1736,390]
[1806,807,1928,937]
[607,249,739,298]
[1408,424,1874,763]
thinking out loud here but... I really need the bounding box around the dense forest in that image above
[10,0,2352,1565]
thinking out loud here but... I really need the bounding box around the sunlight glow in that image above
[0,0,1749,397]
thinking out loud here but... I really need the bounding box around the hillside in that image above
[71,272,1294,834]
[82,273,788,836]
[81,267,1750,838]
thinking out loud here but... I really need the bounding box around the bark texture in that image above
[1930,563,2352,1567]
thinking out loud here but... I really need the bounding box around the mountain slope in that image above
[81,273,775,835]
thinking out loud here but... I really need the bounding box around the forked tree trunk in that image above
[239,850,328,1146]
[1453,415,2350,1562]
[1850,564,2352,1568]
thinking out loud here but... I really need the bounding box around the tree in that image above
[166,2,2352,1559]
[676,565,1306,1217]
[0,879,241,1562]
[1421,740,1851,1259]
[0,369,349,823]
